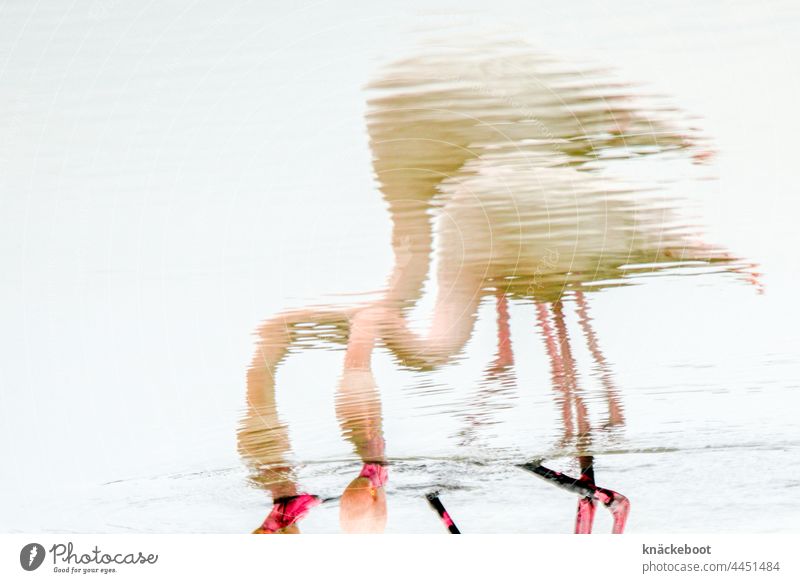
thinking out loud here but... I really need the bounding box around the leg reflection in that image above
[519,460,630,533]
[535,302,575,441]
[551,300,591,441]
[336,307,389,533]
[531,296,630,533]
[458,294,518,446]
[574,455,597,534]
[574,291,624,427]
[239,308,352,533]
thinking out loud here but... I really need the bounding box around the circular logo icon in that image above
[20,543,46,571]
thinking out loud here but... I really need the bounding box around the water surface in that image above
[1,0,799,533]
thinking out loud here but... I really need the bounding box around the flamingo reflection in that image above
[238,41,753,533]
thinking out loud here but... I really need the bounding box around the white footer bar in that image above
[1,534,797,582]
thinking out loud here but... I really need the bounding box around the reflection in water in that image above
[456,294,518,447]
[531,292,627,532]
[336,307,389,533]
[238,41,751,533]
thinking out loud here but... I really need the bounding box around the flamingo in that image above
[238,40,752,533]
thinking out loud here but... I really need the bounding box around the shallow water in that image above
[1,1,799,533]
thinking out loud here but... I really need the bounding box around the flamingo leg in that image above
[458,293,518,445]
[519,461,630,533]
[575,456,596,534]
[425,492,461,534]
[574,291,625,427]
[551,300,597,532]
[530,298,629,533]
[535,302,574,440]
[494,293,514,370]
[551,300,591,439]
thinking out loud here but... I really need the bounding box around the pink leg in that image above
[520,461,631,534]
[459,294,518,444]
[574,291,625,427]
[575,497,596,534]
[533,300,631,534]
[539,300,597,532]
[551,301,590,439]
[494,294,514,370]
[535,302,574,439]
[582,458,630,535]
[575,457,596,534]
[594,488,630,534]
[485,293,515,385]
[255,494,322,534]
